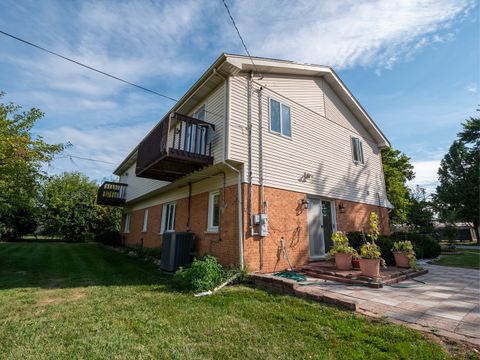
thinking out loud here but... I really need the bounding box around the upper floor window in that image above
[161,202,176,234]
[269,98,291,138]
[142,209,149,233]
[351,137,364,164]
[192,104,206,121]
[124,213,131,233]
[207,191,220,232]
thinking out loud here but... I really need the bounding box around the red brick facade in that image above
[121,184,390,273]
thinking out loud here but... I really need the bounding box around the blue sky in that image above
[0,0,478,193]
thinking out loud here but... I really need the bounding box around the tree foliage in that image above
[433,114,480,242]
[407,186,434,233]
[0,92,64,239]
[381,148,415,224]
[39,172,121,242]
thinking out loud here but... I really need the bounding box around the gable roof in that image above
[114,53,390,175]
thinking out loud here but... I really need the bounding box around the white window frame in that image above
[207,190,220,233]
[124,213,131,233]
[142,209,149,233]
[160,202,176,234]
[269,98,292,138]
[351,137,365,165]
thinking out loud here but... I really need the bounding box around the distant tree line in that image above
[0,92,120,242]
[382,111,479,243]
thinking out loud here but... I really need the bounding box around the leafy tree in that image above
[434,115,480,243]
[381,148,415,224]
[39,172,121,241]
[407,186,434,233]
[0,92,64,239]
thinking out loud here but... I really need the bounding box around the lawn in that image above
[0,243,471,360]
[434,249,480,269]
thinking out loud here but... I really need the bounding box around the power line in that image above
[221,0,261,77]
[55,154,117,165]
[0,29,178,102]
[0,29,230,121]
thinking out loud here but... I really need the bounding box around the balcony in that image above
[97,181,128,206]
[135,112,215,181]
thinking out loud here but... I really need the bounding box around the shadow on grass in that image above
[0,242,181,293]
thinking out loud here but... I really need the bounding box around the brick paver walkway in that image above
[325,264,480,345]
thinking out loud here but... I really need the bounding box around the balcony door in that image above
[307,198,336,259]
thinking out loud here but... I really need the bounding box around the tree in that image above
[0,92,64,239]
[407,186,434,233]
[381,148,415,224]
[39,172,120,241]
[434,114,480,243]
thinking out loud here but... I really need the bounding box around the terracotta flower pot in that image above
[359,258,380,278]
[335,253,353,270]
[352,258,360,270]
[393,251,410,268]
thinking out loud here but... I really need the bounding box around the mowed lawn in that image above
[0,243,469,360]
[434,249,480,269]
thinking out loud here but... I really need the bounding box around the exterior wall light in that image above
[338,202,346,213]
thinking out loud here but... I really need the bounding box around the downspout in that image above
[257,86,265,271]
[223,162,244,270]
[247,71,256,237]
[213,67,244,270]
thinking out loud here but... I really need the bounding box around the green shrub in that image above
[346,231,366,252]
[416,237,441,258]
[392,232,441,259]
[377,236,395,266]
[95,230,121,246]
[174,255,225,292]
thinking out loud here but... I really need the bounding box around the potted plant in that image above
[352,254,361,270]
[327,231,357,270]
[392,240,417,268]
[358,212,385,278]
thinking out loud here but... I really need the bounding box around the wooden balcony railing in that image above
[97,181,128,206]
[135,112,215,181]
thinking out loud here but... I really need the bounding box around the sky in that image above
[0,0,478,193]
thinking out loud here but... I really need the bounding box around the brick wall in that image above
[243,184,309,273]
[120,183,390,273]
[335,199,390,235]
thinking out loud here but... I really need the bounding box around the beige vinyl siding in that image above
[121,163,169,203]
[188,81,226,164]
[257,74,325,115]
[228,73,388,206]
[126,171,238,212]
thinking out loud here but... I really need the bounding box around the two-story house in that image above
[97,53,392,273]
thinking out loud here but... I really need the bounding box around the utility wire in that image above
[0,29,232,122]
[55,154,117,165]
[0,29,178,102]
[221,0,261,77]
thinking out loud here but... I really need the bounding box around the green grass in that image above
[433,249,480,269]
[0,243,471,360]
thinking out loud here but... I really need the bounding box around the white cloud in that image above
[465,83,478,93]
[40,122,154,180]
[408,159,441,194]
[228,0,475,70]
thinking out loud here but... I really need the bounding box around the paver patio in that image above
[254,264,480,345]
[318,264,480,345]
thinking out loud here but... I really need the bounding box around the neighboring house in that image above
[434,222,478,242]
[97,53,392,273]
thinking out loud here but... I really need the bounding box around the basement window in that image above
[142,209,149,233]
[351,137,364,164]
[124,213,131,233]
[269,98,291,138]
[161,202,176,234]
[207,191,220,233]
